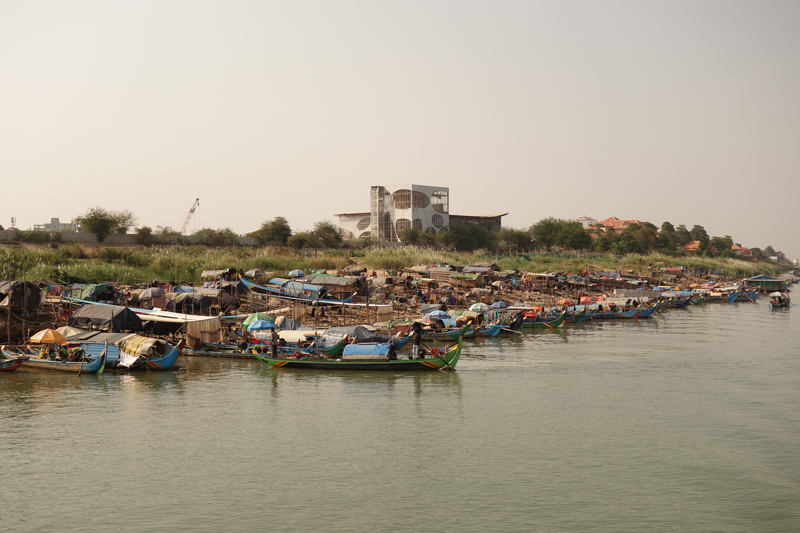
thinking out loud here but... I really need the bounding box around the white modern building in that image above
[337,185,450,241]
[337,184,506,242]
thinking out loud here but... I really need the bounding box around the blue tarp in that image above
[343,343,390,356]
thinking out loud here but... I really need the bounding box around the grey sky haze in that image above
[2,1,798,258]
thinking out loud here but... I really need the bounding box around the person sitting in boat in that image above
[55,346,69,361]
[68,347,84,362]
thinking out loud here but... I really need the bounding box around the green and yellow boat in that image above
[253,338,463,371]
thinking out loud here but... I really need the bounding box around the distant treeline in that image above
[1,208,788,263]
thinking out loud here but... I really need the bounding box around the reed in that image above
[0,244,784,285]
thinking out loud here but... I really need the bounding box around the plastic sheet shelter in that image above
[0,281,42,309]
[321,326,391,345]
[68,304,143,332]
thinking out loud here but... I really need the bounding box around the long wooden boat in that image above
[663,296,693,308]
[253,337,462,371]
[522,310,567,328]
[4,350,106,374]
[735,289,760,302]
[591,308,641,319]
[476,323,504,337]
[703,290,740,303]
[636,304,659,318]
[239,277,355,305]
[78,336,181,371]
[565,308,591,324]
[0,356,28,372]
[421,323,470,342]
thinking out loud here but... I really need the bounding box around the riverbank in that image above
[0,244,785,285]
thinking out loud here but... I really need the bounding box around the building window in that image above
[432,191,448,213]
[382,212,394,241]
[395,218,411,235]
[413,219,422,230]
[356,217,371,230]
[432,214,444,228]
[359,231,371,239]
[425,227,437,234]
[392,189,412,209]
[412,191,430,208]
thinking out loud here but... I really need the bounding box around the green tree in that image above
[438,224,495,251]
[530,217,562,251]
[709,235,734,256]
[660,221,675,234]
[111,210,137,234]
[689,224,710,247]
[764,245,776,256]
[674,224,692,247]
[419,231,438,247]
[749,247,765,259]
[496,228,532,252]
[311,220,343,249]
[556,221,592,251]
[400,227,422,245]
[136,226,155,245]
[193,227,240,247]
[287,232,308,251]
[253,216,292,245]
[79,207,117,243]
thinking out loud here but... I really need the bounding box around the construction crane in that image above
[179,198,200,235]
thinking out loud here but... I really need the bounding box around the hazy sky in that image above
[2,1,799,258]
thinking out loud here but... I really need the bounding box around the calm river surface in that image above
[2,301,799,532]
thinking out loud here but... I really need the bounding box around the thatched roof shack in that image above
[0,281,42,309]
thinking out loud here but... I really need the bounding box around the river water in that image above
[2,301,799,532]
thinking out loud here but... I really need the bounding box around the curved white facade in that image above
[338,184,449,242]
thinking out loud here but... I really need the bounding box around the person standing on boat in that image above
[270,328,279,358]
[411,322,422,359]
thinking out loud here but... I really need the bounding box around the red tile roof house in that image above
[684,240,701,253]
[593,216,643,234]
[731,244,743,255]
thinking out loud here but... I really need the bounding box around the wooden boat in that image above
[590,307,641,320]
[769,292,791,308]
[735,289,760,302]
[475,323,504,337]
[636,304,659,318]
[4,350,106,374]
[253,337,462,371]
[76,335,181,371]
[663,296,693,308]
[565,307,591,324]
[521,310,567,328]
[239,277,355,305]
[0,356,28,372]
[421,323,470,342]
[702,289,740,303]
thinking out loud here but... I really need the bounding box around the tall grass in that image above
[0,244,784,285]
